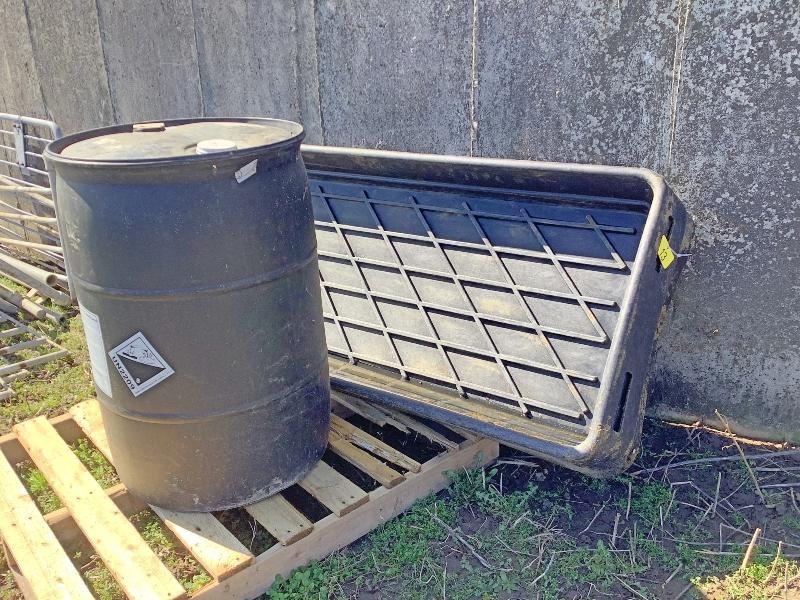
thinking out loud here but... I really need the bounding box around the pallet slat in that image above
[381,410,460,450]
[1,397,498,600]
[13,417,188,600]
[299,461,369,517]
[331,391,410,432]
[328,430,405,488]
[69,401,254,580]
[199,437,501,600]
[154,508,255,580]
[245,495,314,546]
[330,414,422,473]
[0,451,93,600]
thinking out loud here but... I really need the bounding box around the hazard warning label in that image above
[108,332,174,397]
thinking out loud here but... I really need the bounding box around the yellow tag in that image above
[657,235,676,269]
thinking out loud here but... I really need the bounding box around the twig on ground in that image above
[767,541,784,582]
[511,510,530,530]
[613,573,648,600]
[625,481,632,520]
[695,550,800,558]
[720,524,800,550]
[611,512,621,549]
[494,534,534,557]
[793,489,800,514]
[665,419,786,449]
[630,449,800,476]
[429,512,504,571]
[712,471,721,518]
[531,552,556,586]
[756,466,800,472]
[580,502,607,535]
[716,410,766,504]
[663,565,681,587]
[761,482,800,489]
[740,527,762,571]
[494,459,539,469]
[674,582,693,599]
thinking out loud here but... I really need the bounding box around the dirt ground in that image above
[1,314,799,599]
[264,418,800,600]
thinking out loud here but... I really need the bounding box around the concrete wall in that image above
[1,0,797,441]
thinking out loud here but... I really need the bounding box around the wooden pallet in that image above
[0,398,498,599]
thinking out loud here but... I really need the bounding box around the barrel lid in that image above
[58,120,302,161]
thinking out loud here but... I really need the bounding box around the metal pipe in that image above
[0,298,19,315]
[7,253,62,285]
[0,349,69,376]
[0,237,62,252]
[0,338,46,356]
[0,176,54,207]
[0,186,52,195]
[0,212,57,224]
[0,252,70,305]
[0,285,63,322]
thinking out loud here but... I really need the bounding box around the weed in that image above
[72,438,119,488]
[583,475,611,495]
[731,511,746,527]
[783,515,800,532]
[448,466,536,521]
[617,480,672,523]
[132,510,212,594]
[636,532,680,571]
[19,463,61,513]
[695,553,800,600]
[559,539,648,587]
[73,550,123,600]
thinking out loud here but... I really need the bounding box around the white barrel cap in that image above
[195,138,238,155]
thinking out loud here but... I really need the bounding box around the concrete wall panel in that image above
[474,0,676,167]
[193,0,322,141]
[193,1,299,119]
[315,0,472,154]
[24,0,113,133]
[95,0,202,123]
[0,0,46,118]
[649,0,800,441]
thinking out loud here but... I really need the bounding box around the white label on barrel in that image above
[108,332,174,397]
[78,302,113,398]
[235,159,258,183]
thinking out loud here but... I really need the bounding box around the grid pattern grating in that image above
[311,175,646,426]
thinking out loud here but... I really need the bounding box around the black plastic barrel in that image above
[45,118,330,511]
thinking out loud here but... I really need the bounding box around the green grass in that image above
[783,514,800,532]
[615,477,672,523]
[268,468,674,600]
[134,511,212,595]
[17,437,118,514]
[20,463,61,513]
[2,311,799,600]
[266,461,800,600]
[0,314,94,435]
[71,437,118,488]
